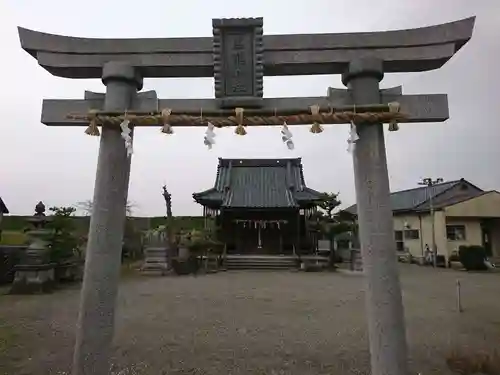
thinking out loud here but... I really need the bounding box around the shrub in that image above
[171,256,200,275]
[458,245,488,271]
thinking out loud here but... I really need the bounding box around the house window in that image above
[446,225,466,241]
[394,230,404,252]
[404,229,420,240]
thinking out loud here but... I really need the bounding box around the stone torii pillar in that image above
[343,58,408,375]
[72,62,141,375]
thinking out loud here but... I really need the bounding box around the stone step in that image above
[228,264,294,270]
[225,255,297,270]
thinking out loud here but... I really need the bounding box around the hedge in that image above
[458,245,488,271]
[1,215,205,232]
[0,231,28,246]
[0,216,207,246]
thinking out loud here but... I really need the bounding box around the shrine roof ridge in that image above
[193,157,323,209]
[18,16,475,78]
[218,158,302,168]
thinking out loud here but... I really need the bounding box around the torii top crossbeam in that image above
[18,17,475,130]
[19,17,474,78]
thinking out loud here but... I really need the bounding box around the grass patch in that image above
[0,231,27,246]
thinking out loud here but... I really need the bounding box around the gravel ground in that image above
[1,265,499,375]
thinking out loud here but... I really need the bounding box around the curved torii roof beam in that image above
[18,17,475,78]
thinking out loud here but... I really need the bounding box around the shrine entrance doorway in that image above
[232,218,291,255]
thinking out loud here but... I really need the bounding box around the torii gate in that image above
[19,16,474,375]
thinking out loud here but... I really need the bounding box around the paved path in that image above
[1,265,499,375]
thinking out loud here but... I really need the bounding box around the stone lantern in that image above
[10,201,56,294]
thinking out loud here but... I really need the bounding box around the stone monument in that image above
[141,227,169,276]
[19,17,475,375]
[10,201,56,294]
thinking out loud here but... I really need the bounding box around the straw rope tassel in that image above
[234,107,246,135]
[309,105,323,133]
[388,101,401,131]
[84,110,100,136]
[161,108,174,134]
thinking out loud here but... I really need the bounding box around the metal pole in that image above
[429,189,437,268]
[73,62,141,375]
[418,178,443,268]
[456,279,463,313]
[343,58,408,375]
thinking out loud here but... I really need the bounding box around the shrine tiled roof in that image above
[193,158,323,209]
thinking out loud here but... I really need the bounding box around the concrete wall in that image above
[434,211,448,258]
[392,211,479,260]
[445,191,500,217]
[393,214,425,258]
[445,192,500,258]
[444,217,482,255]
[369,191,500,262]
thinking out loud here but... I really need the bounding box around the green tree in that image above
[316,193,356,267]
[47,206,80,263]
[318,192,341,219]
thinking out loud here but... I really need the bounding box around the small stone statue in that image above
[34,201,46,216]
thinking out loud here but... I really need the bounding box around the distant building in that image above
[345,179,500,263]
[193,158,323,255]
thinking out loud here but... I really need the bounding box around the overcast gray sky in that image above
[0,0,498,216]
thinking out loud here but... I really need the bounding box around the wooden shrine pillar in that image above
[203,206,207,230]
[295,211,300,257]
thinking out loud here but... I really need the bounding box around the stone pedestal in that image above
[350,249,363,272]
[55,261,83,283]
[10,202,56,294]
[10,263,56,293]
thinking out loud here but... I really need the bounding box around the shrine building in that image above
[193,158,323,255]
